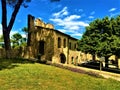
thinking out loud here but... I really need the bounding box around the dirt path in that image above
[64,64,120,81]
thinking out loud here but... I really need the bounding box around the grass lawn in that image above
[0,59,120,90]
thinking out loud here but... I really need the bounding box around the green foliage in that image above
[78,19,102,57]
[7,0,31,8]
[11,33,27,48]
[0,35,4,42]
[22,27,28,33]
[78,15,120,63]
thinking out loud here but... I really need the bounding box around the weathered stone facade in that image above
[24,14,92,64]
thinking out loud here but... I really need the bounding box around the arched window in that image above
[63,38,66,48]
[58,37,61,48]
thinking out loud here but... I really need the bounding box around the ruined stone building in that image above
[24,15,92,64]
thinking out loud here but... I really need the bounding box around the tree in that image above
[110,16,120,68]
[1,0,31,58]
[22,27,28,40]
[11,33,22,48]
[78,19,102,61]
[78,16,120,68]
[96,16,113,68]
[22,27,28,33]
[11,33,27,48]
[0,35,4,48]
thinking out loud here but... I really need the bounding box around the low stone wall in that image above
[0,48,23,58]
[0,49,6,58]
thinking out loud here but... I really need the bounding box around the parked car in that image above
[80,60,103,69]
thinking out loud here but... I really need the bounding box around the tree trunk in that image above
[3,30,11,58]
[92,54,96,61]
[105,56,109,68]
[1,0,11,58]
[115,55,118,68]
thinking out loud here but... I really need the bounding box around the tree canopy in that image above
[78,15,120,68]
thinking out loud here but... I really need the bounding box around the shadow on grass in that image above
[0,58,35,70]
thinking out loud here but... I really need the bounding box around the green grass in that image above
[0,59,120,90]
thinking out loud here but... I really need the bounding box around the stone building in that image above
[24,15,92,64]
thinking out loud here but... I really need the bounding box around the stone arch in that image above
[60,53,66,64]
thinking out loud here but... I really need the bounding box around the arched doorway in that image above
[60,53,66,64]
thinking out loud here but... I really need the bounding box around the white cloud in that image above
[51,17,88,26]
[58,29,67,33]
[110,12,120,17]
[21,34,26,38]
[88,16,94,19]
[52,7,68,18]
[71,33,83,37]
[58,28,83,38]
[50,17,88,31]
[109,8,117,12]
[50,7,89,39]
[90,11,95,15]
[64,15,81,21]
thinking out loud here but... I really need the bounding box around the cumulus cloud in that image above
[109,8,117,12]
[50,7,89,38]
[50,7,88,29]
[50,16,88,28]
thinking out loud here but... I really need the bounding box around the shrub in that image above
[52,63,103,78]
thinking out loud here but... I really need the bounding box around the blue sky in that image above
[0,0,120,39]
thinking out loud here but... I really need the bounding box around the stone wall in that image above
[0,48,23,58]
[53,31,69,64]
[27,15,55,60]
